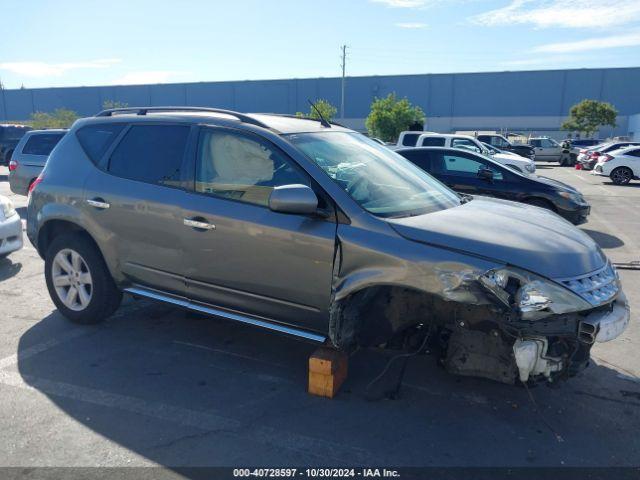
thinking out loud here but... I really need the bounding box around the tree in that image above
[365,93,425,142]
[296,99,337,121]
[561,99,617,137]
[29,108,79,129]
[102,99,128,110]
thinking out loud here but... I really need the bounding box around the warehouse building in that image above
[1,67,639,139]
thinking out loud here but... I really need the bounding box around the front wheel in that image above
[610,167,633,185]
[45,234,122,324]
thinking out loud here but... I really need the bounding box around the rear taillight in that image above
[601,154,614,162]
[28,174,43,196]
[8,160,18,171]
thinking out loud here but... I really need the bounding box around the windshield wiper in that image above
[459,194,473,204]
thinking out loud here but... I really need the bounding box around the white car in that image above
[592,146,640,185]
[415,133,536,174]
[0,195,23,259]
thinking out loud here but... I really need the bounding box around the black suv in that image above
[0,124,32,166]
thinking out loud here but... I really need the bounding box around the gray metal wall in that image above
[1,67,639,136]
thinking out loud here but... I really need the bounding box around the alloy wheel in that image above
[51,249,93,311]
[612,168,632,185]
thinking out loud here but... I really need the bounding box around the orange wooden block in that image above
[308,348,348,398]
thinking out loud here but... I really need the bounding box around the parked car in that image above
[562,139,602,165]
[416,133,536,174]
[0,195,23,259]
[579,141,640,170]
[592,145,640,185]
[475,133,536,160]
[9,129,67,195]
[396,147,590,225]
[0,124,33,166]
[27,106,628,386]
[529,137,571,165]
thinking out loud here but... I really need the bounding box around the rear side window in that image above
[22,133,65,155]
[77,124,125,163]
[627,149,640,157]
[420,137,445,147]
[401,133,420,146]
[108,125,189,186]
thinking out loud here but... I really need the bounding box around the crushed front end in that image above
[468,262,630,384]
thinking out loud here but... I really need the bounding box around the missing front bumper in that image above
[513,294,630,383]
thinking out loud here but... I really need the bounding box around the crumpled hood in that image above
[388,197,605,279]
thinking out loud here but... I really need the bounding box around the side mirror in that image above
[478,167,494,181]
[269,184,318,215]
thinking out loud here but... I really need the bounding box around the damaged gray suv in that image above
[27,107,630,385]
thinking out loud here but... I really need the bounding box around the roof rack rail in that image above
[95,106,270,129]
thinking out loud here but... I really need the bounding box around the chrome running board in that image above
[124,286,327,343]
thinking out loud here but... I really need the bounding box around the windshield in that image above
[481,142,500,154]
[288,131,461,218]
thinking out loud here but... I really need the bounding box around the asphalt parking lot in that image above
[0,163,639,469]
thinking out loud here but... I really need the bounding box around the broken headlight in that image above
[480,267,592,320]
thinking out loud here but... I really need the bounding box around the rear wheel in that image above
[45,233,122,324]
[610,167,633,185]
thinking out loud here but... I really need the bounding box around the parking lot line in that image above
[0,369,375,465]
[172,340,291,370]
[0,328,90,370]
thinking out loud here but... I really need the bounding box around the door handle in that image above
[86,198,110,209]
[184,217,216,231]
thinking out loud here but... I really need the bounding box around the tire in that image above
[525,198,555,211]
[45,233,122,324]
[610,167,633,186]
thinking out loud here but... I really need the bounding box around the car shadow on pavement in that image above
[601,181,640,188]
[0,175,7,182]
[13,302,640,467]
[16,206,27,220]
[0,257,22,282]
[582,229,625,249]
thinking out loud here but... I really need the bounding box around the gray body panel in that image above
[182,190,336,332]
[83,167,188,295]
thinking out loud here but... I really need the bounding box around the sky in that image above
[1,0,639,89]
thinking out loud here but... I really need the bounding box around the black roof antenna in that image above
[307,99,331,128]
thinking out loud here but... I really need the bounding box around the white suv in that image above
[416,133,536,174]
[592,145,640,185]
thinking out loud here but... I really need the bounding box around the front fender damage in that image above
[327,236,610,385]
